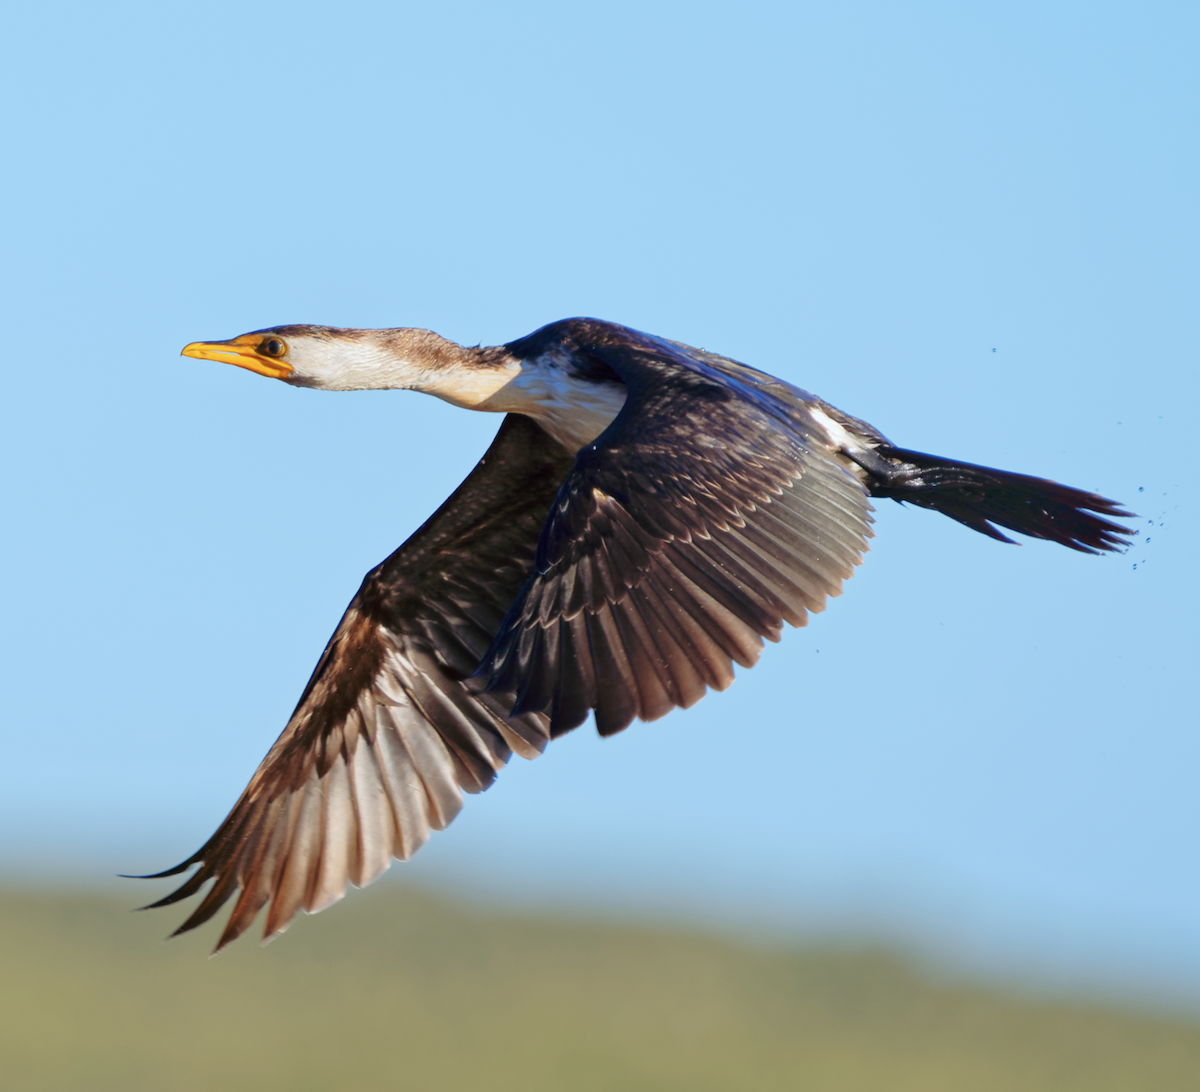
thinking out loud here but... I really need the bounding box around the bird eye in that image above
[260,337,287,357]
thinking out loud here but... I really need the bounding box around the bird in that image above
[137,317,1132,952]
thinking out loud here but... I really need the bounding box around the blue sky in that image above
[1,1,1196,1000]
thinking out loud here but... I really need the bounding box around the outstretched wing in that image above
[140,414,575,952]
[480,320,876,737]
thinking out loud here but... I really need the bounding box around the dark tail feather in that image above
[862,446,1135,554]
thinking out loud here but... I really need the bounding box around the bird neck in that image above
[387,329,523,410]
[316,327,627,452]
[301,327,518,404]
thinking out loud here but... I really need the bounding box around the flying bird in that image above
[139,318,1132,952]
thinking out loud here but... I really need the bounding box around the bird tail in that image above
[860,446,1135,554]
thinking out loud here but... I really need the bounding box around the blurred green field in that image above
[2,883,1199,1091]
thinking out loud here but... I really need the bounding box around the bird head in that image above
[180,325,433,391]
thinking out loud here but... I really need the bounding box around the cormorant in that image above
[137,318,1131,952]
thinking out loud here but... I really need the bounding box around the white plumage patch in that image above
[477,353,628,452]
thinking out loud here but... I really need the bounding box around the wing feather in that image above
[372,710,433,861]
[349,741,395,888]
[263,772,322,939]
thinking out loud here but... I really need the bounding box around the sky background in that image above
[1,1,1196,1003]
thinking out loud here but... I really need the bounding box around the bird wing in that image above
[480,320,876,737]
[140,414,575,952]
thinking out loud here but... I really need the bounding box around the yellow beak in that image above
[181,334,293,380]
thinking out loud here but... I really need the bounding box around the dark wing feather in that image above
[139,414,575,952]
[481,320,875,737]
